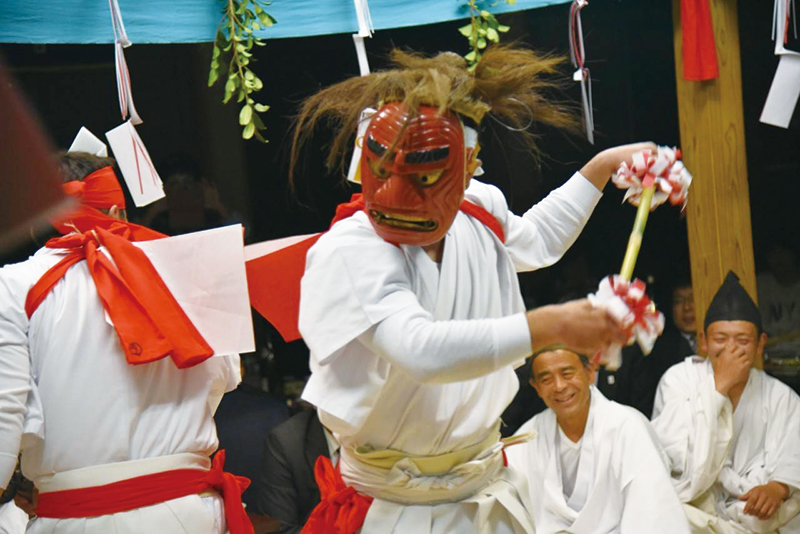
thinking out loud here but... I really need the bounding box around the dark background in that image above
[2,0,798,388]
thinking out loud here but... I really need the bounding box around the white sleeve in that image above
[358,307,532,384]
[619,415,692,533]
[651,362,733,502]
[206,353,242,415]
[504,172,602,272]
[766,384,800,492]
[0,265,33,488]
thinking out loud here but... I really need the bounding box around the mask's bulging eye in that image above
[416,170,443,187]
[367,158,391,179]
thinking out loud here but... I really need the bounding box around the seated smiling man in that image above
[652,272,800,533]
[506,348,689,534]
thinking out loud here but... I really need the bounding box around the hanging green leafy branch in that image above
[209,0,276,142]
[458,0,513,71]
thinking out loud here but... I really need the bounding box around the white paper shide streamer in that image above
[352,0,374,76]
[103,0,165,207]
[761,0,800,128]
[569,0,594,144]
[109,0,142,125]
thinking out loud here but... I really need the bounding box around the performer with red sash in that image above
[0,152,251,534]
[284,46,656,533]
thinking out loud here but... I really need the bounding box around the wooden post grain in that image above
[671,0,760,366]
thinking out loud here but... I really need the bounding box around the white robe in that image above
[0,246,241,534]
[0,502,27,534]
[652,356,800,533]
[505,386,690,534]
[299,174,602,533]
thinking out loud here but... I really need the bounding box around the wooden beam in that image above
[672,0,760,366]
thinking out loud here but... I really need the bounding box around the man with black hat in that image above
[652,271,800,533]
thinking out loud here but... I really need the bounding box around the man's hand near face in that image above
[740,481,790,520]
[712,343,752,396]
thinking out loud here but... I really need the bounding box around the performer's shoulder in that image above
[604,399,652,436]
[756,368,800,405]
[0,247,63,293]
[464,179,509,217]
[661,355,707,381]
[315,211,395,254]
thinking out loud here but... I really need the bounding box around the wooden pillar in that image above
[671,0,760,366]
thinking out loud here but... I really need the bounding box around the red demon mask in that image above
[360,102,469,246]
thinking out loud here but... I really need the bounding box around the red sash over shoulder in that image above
[25,166,213,368]
[246,193,505,342]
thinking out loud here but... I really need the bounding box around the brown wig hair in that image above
[289,45,577,184]
[58,151,117,183]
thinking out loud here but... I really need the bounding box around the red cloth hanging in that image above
[681,0,719,81]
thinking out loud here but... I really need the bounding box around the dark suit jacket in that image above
[598,325,695,418]
[214,384,289,506]
[254,409,329,534]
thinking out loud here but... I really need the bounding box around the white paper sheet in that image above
[346,107,376,184]
[134,224,255,356]
[105,120,165,207]
[762,0,800,128]
[761,54,800,128]
[243,233,320,261]
[68,127,108,157]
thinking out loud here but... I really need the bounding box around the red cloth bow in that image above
[26,217,213,368]
[302,456,373,534]
[207,451,253,534]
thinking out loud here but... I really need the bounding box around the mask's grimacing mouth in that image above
[369,210,438,232]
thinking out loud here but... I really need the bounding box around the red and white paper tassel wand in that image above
[612,146,692,215]
[569,0,594,144]
[588,277,665,370]
[588,146,693,370]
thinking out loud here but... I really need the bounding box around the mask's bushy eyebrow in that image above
[406,146,450,164]
[366,135,388,156]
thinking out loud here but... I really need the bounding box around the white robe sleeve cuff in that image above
[496,312,533,363]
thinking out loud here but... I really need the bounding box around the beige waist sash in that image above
[340,423,534,506]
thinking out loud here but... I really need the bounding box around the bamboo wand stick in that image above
[619,185,655,282]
